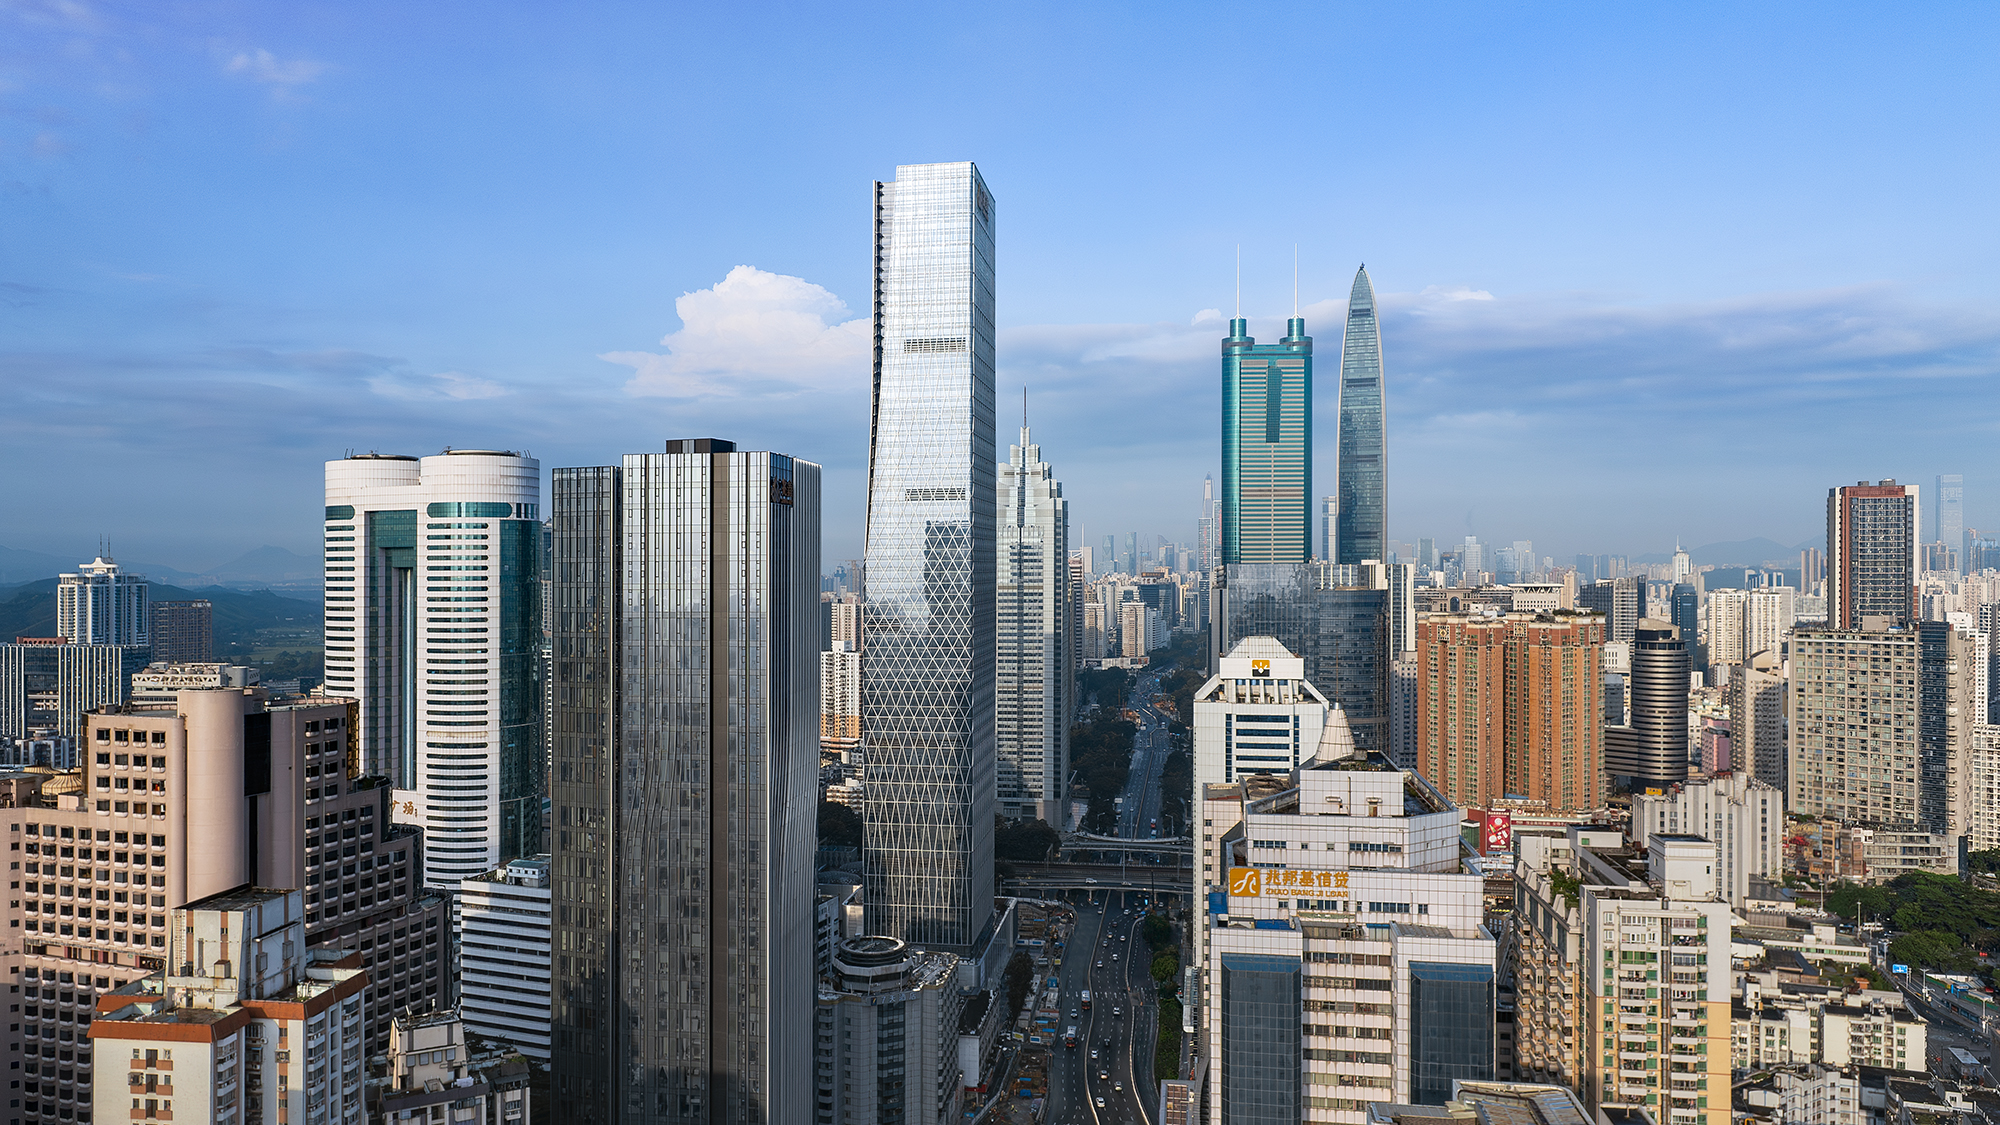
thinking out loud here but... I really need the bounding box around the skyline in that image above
[6,4,2000,571]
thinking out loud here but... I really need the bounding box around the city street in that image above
[1041,890,1156,1125]
[1039,670,1178,1124]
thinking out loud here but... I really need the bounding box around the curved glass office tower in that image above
[324,450,542,889]
[862,162,998,951]
[1335,265,1387,565]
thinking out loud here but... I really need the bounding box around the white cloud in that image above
[1191,308,1222,326]
[1416,284,1496,303]
[368,369,507,401]
[605,265,869,399]
[225,48,327,88]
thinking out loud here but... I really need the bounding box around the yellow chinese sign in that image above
[1229,868,1349,897]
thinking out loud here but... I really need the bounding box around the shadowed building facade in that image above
[547,440,821,1124]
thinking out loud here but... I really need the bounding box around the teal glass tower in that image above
[1335,265,1387,565]
[1221,316,1312,564]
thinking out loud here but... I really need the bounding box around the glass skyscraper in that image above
[1222,316,1312,564]
[547,439,822,1124]
[1334,265,1387,565]
[862,161,998,952]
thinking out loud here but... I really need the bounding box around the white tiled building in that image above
[324,449,544,891]
[1631,773,1784,909]
[459,855,552,1058]
[1192,637,1334,785]
[1196,741,1495,1122]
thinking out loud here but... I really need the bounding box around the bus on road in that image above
[1063,1026,1079,1048]
[1081,991,1091,1010]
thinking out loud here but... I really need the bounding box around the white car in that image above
[1113,1006,1122,1016]
[1095,1097,1106,1109]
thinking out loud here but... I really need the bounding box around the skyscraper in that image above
[1196,475,1219,571]
[324,449,543,890]
[861,160,998,951]
[1604,618,1691,790]
[1222,315,1311,564]
[1578,576,1646,644]
[1320,495,1337,561]
[548,438,822,1123]
[1826,479,1918,629]
[1936,473,1965,573]
[996,413,1072,823]
[57,555,149,646]
[1334,265,1386,565]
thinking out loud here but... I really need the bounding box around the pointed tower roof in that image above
[1303,703,1358,767]
[1348,263,1375,312]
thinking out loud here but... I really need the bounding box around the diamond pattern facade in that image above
[862,162,998,951]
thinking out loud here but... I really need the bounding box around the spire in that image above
[1234,244,1241,319]
[1293,244,1299,317]
[1348,263,1375,314]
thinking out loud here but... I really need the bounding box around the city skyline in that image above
[10,6,2000,1123]
[7,6,2000,569]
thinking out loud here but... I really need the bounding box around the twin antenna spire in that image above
[1234,244,1305,321]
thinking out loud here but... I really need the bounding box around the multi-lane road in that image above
[1038,669,1184,1124]
[1042,890,1155,1125]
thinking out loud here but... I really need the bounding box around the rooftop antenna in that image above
[1234,244,1241,319]
[1023,385,1028,428]
[1294,244,1299,317]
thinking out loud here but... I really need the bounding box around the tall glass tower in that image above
[862,161,998,952]
[546,439,821,1123]
[1335,265,1387,565]
[1221,317,1312,564]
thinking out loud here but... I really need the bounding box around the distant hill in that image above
[198,545,319,586]
[0,546,81,586]
[0,544,319,593]
[0,580,318,652]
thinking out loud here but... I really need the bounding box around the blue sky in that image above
[4,1,1998,572]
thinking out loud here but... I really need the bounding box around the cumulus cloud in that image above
[605,265,869,399]
[225,48,327,88]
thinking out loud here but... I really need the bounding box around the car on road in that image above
[1096,960,1103,968]
[1090,1049,1099,1060]
[1114,1082,1124,1093]
[1098,1070,1109,1080]
[1095,1097,1106,1109]
[1084,877,1098,884]
[1069,1008,1079,1018]
[1112,954,1119,961]
[1113,1007,1122,1016]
